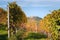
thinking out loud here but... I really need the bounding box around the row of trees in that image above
[0,2,60,40]
[0,2,27,38]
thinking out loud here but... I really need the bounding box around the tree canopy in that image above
[0,8,7,25]
[39,9,60,40]
[9,2,27,28]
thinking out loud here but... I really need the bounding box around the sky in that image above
[0,0,60,18]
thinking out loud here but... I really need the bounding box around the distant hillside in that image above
[27,16,42,22]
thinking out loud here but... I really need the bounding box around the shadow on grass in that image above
[0,34,8,40]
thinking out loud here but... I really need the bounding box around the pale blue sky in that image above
[0,0,60,18]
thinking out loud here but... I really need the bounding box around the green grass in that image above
[0,30,7,34]
[0,30,8,40]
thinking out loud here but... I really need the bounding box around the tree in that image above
[26,19,37,32]
[0,8,7,31]
[39,9,60,40]
[0,8,7,25]
[9,2,27,35]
